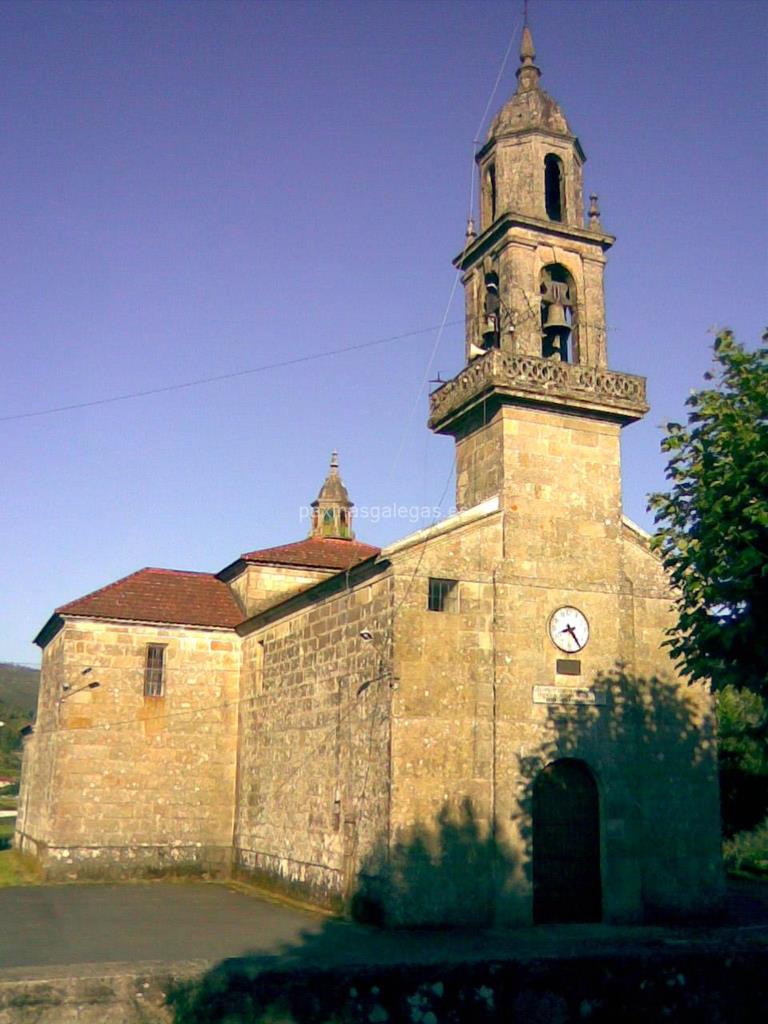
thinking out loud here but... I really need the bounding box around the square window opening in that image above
[428,577,458,613]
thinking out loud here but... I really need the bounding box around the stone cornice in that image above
[428,351,648,432]
[475,127,586,165]
[454,212,614,270]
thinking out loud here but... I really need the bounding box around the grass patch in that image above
[0,849,41,887]
[724,817,768,879]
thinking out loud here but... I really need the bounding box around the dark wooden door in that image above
[532,759,601,923]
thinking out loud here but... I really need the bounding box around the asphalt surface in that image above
[0,883,330,971]
[0,879,767,977]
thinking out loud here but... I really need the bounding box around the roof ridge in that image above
[241,537,379,557]
[141,567,216,578]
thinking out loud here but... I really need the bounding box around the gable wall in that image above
[16,618,240,878]
[378,496,722,926]
[228,563,333,616]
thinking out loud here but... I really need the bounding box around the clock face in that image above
[549,606,589,653]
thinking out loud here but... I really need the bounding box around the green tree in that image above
[648,330,768,701]
[717,685,768,835]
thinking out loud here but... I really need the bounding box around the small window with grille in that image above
[144,644,166,697]
[428,577,458,613]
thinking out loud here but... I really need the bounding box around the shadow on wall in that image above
[354,665,721,929]
[352,797,520,928]
[167,668,723,1023]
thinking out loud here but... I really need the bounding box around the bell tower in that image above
[310,452,355,540]
[459,25,609,368]
[429,25,648,533]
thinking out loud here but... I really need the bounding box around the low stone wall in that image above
[16,835,231,881]
[0,966,181,1024]
[2,946,766,1024]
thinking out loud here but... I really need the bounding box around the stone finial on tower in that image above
[310,452,354,539]
[589,193,602,228]
[516,24,541,93]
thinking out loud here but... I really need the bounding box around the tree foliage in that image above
[648,330,768,699]
[718,685,768,835]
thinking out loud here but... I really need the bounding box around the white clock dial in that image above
[549,606,589,653]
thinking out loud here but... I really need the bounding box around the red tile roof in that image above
[54,568,243,629]
[240,537,380,571]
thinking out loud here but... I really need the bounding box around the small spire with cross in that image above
[516,17,541,93]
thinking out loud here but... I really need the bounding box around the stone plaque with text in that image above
[533,685,607,706]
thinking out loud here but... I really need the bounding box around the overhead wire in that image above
[384,11,523,618]
[0,319,464,424]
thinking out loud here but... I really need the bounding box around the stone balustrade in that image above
[429,351,648,428]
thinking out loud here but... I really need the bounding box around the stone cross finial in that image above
[516,25,541,93]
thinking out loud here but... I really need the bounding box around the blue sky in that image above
[1,0,766,666]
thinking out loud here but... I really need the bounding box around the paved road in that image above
[0,883,331,971]
[0,879,766,976]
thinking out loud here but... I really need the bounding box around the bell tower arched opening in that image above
[482,162,498,228]
[540,263,577,362]
[544,154,565,222]
[482,270,501,349]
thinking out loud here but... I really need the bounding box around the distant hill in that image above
[0,664,39,779]
[0,663,39,717]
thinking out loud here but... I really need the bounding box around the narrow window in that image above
[144,644,166,697]
[487,163,497,222]
[428,577,458,613]
[544,154,565,222]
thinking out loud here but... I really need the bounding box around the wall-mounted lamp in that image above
[62,667,93,693]
[59,680,101,703]
[358,630,398,690]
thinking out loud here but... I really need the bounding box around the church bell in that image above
[542,301,571,335]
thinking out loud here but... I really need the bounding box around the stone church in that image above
[17,28,723,926]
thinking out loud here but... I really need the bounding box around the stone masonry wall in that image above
[235,574,394,910]
[620,526,723,918]
[16,618,240,878]
[229,564,332,617]
[386,396,722,926]
[385,512,504,926]
[15,631,65,849]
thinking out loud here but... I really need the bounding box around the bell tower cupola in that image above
[310,452,355,540]
[429,24,649,515]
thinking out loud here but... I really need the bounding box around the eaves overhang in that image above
[34,613,65,650]
[34,611,239,649]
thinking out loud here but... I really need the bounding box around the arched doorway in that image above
[532,759,601,923]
